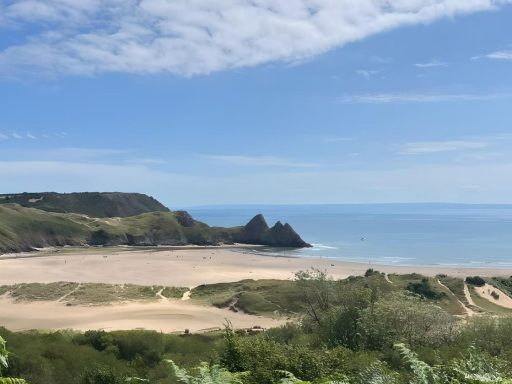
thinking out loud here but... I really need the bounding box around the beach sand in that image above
[1,246,512,332]
[1,246,511,287]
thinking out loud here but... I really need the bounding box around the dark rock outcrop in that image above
[174,211,195,227]
[233,214,311,248]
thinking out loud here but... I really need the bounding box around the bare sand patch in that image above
[0,296,286,333]
[474,284,512,309]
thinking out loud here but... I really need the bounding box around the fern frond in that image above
[394,343,438,384]
[0,378,28,384]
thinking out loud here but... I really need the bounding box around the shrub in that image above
[466,276,486,287]
[406,278,444,300]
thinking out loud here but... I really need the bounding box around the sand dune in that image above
[474,284,512,309]
[0,296,286,333]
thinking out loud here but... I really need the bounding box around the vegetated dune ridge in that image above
[0,204,310,254]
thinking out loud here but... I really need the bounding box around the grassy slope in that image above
[191,279,307,316]
[0,204,236,253]
[0,205,90,252]
[191,272,465,317]
[0,192,169,218]
[384,273,466,315]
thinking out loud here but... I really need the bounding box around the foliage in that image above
[407,278,445,300]
[167,360,244,384]
[0,337,27,384]
[466,276,487,287]
[4,272,512,383]
[81,366,126,384]
[359,293,457,349]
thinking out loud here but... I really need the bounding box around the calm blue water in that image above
[185,204,512,267]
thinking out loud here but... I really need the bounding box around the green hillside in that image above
[0,192,169,218]
[0,204,309,253]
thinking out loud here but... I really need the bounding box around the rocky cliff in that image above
[233,213,311,248]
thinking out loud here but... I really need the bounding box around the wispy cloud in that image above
[0,1,510,77]
[128,158,168,165]
[415,59,447,68]
[355,69,379,78]
[205,155,319,168]
[0,131,69,140]
[337,92,506,104]
[323,137,354,143]
[400,140,488,155]
[486,50,512,60]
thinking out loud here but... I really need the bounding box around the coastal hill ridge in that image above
[0,192,311,253]
[0,192,169,218]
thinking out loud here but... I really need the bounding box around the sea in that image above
[186,204,512,268]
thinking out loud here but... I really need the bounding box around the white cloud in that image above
[205,154,319,168]
[400,140,488,154]
[0,0,510,77]
[337,92,506,104]
[486,50,512,60]
[0,133,8,140]
[12,132,23,139]
[26,132,36,139]
[415,59,447,68]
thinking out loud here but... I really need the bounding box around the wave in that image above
[310,243,339,251]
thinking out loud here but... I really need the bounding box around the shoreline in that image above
[3,245,512,272]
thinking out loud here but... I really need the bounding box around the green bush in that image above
[466,276,486,287]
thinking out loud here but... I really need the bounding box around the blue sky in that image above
[1,0,512,207]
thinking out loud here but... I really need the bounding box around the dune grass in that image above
[2,282,79,302]
[191,279,305,316]
[387,273,466,315]
[0,282,189,305]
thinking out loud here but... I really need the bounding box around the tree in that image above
[359,293,456,350]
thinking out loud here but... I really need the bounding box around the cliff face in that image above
[0,192,170,218]
[233,214,311,248]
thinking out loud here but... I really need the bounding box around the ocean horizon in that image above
[185,203,512,268]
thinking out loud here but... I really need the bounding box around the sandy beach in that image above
[2,246,512,333]
[1,246,511,287]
